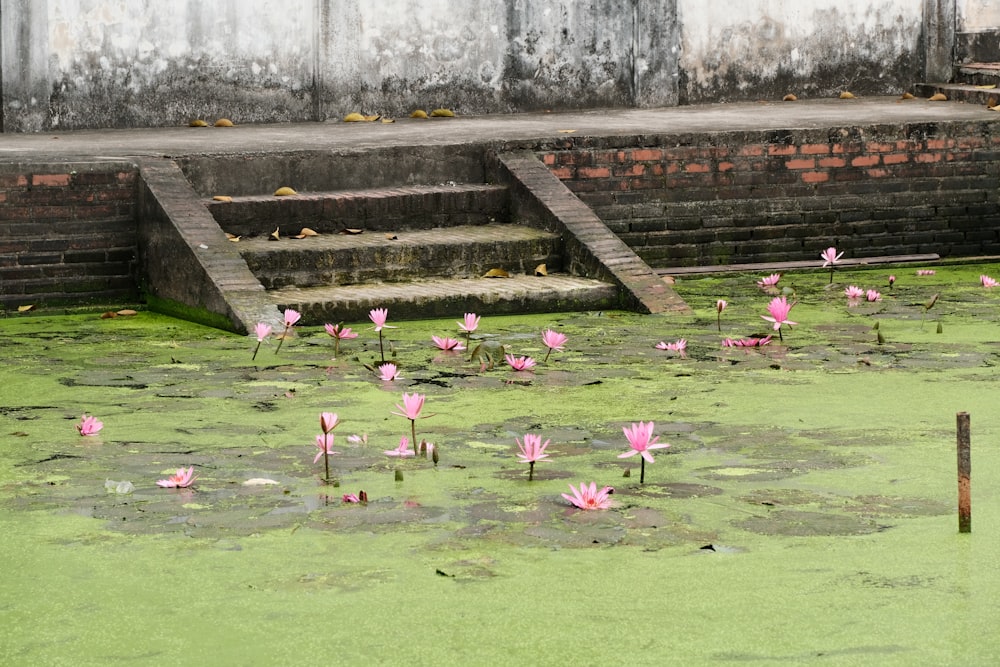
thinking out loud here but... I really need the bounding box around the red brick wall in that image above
[539,123,1000,267]
[0,164,139,308]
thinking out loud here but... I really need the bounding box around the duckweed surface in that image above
[3,263,1000,665]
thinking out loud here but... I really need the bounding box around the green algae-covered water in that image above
[3,263,1000,665]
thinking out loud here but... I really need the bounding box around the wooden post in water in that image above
[957,412,971,534]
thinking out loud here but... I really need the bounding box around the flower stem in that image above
[829,267,834,284]
[252,340,262,361]
[334,338,340,357]
[275,325,288,354]
[717,314,721,332]
[410,419,416,449]
[378,330,385,363]
[640,457,646,484]
[778,327,784,342]
[323,449,330,483]
[528,461,534,481]
[543,348,552,363]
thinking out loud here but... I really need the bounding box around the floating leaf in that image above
[100,311,118,319]
[410,110,429,119]
[483,268,511,278]
[430,108,455,117]
[116,309,138,316]
[270,228,281,241]
[343,112,366,122]
[341,228,363,235]
[839,91,855,99]
[782,93,797,102]
[212,195,233,202]
[189,119,208,127]
[214,118,235,127]
[274,186,297,196]
[17,304,34,312]
[534,263,548,276]
[928,92,948,102]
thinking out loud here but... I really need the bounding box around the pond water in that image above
[2,262,1000,665]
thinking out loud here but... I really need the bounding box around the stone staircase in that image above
[916,62,1000,106]
[204,182,619,324]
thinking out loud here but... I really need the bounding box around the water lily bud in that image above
[431,447,439,466]
[936,322,943,334]
[622,468,631,478]
[395,469,404,482]
[359,490,368,503]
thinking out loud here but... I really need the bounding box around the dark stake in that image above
[957,412,971,533]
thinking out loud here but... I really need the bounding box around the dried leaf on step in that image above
[990,105,1000,112]
[900,92,915,100]
[17,304,34,312]
[341,228,363,235]
[274,186,297,196]
[430,108,455,117]
[270,228,281,241]
[117,309,138,316]
[558,129,577,133]
[363,115,381,122]
[214,118,235,127]
[974,84,997,90]
[782,94,797,101]
[483,268,511,278]
[296,228,319,238]
[212,195,233,202]
[410,110,428,119]
[928,93,948,101]
[839,91,855,99]
[100,311,118,319]
[534,263,548,276]
[226,233,241,242]
[189,119,209,127]
[385,233,398,240]
[988,96,999,108]
[381,117,395,123]
[661,275,676,285]
[343,112,366,122]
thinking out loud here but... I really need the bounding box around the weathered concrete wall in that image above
[677,0,925,103]
[957,0,1000,62]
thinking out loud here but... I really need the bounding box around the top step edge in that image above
[205,182,507,204]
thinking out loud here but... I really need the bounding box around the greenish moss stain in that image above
[143,292,240,333]
[3,264,1000,664]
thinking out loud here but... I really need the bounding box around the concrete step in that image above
[956,62,1000,85]
[205,183,510,237]
[238,223,563,288]
[913,82,999,106]
[266,273,620,324]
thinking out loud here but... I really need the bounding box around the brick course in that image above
[0,164,139,307]
[538,122,1000,267]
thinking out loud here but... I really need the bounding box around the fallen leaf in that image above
[974,84,997,90]
[226,233,241,242]
[661,275,676,285]
[483,268,511,278]
[990,105,1000,112]
[270,228,281,241]
[900,92,915,100]
[363,114,380,122]
[430,108,455,117]
[341,228,363,235]
[116,309,138,316]
[410,110,429,119]
[298,228,319,237]
[343,112,366,122]
[558,129,577,133]
[17,304,34,312]
[988,96,998,108]
[381,117,395,123]
[212,195,233,202]
[274,186,297,196]
[839,91,855,99]
[534,263,548,276]
[214,118,235,127]
[782,93,797,101]
[100,311,118,319]
[385,233,398,240]
[928,92,948,101]
[189,119,208,127]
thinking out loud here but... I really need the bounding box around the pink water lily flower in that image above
[393,392,426,421]
[283,309,301,327]
[457,313,480,333]
[541,329,568,363]
[917,269,936,276]
[320,412,340,434]
[384,436,415,458]
[369,308,392,331]
[156,466,197,488]
[516,433,550,463]
[981,275,999,288]
[342,493,361,503]
[432,335,466,351]
[76,414,103,436]
[505,354,536,371]
[821,246,843,267]
[761,296,797,339]
[722,335,773,348]
[324,323,358,356]
[347,433,368,445]
[251,322,272,360]
[866,289,882,302]
[888,275,896,289]
[378,363,401,381]
[313,433,338,464]
[844,285,864,299]
[757,273,781,288]
[619,421,670,464]
[655,339,687,354]
[562,482,614,510]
